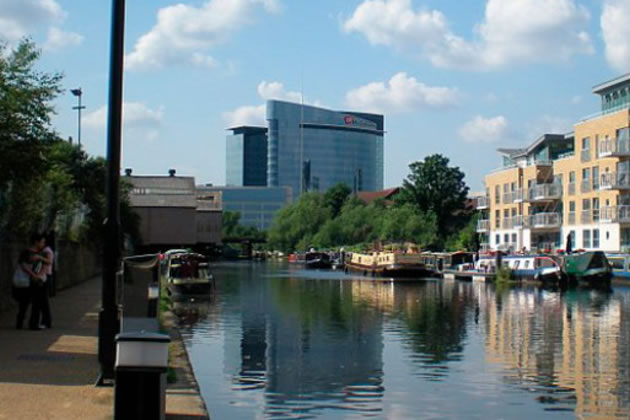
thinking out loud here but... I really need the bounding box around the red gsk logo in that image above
[344,115,354,125]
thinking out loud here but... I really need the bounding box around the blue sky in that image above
[3,0,630,191]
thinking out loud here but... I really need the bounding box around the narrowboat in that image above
[605,253,630,278]
[562,251,612,287]
[446,254,563,284]
[305,251,333,269]
[345,251,436,278]
[161,250,214,295]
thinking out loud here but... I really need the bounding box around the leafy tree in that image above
[445,213,480,252]
[267,192,331,252]
[0,40,62,189]
[324,182,351,218]
[379,204,438,248]
[397,154,469,241]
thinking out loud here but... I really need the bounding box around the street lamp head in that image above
[71,88,82,97]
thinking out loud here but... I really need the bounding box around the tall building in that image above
[478,73,630,252]
[226,126,268,186]
[197,185,291,231]
[266,100,384,197]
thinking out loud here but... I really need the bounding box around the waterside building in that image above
[477,73,630,252]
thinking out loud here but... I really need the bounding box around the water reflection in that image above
[181,262,630,419]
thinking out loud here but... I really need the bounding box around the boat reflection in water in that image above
[180,262,630,419]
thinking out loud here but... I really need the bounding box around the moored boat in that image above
[562,251,612,287]
[446,253,563,284]
[305,251,333,269]
[161,250,214,296]
[345,251,436,278]
[605,253,630,278]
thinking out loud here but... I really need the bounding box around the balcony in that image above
[476,219,490,232]
[476,196,489,209]
[527,184,562,202]
[512,215,525,228]
[600,206,630,224]
[598,137,630,158]
[528,213,561,229]
[600,172,630,190]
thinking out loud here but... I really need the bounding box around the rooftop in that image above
[357,187,400,204]
[592,72,630,95]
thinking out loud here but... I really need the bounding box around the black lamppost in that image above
[98,0,125,384]
[71,88,85,147]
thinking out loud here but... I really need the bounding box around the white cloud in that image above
[459,115,508,143]
[83,102,164,129]
[223,104,266,127]
[343,0,593,71]
[345,72,460,113]
[526,115,573,139]
[43,27,83,51]
[0,0,82,50]
[602,0,630,73]
[222,81,313,127]
[126,0,280,71]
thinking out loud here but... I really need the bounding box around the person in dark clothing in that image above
[15,233,47,330]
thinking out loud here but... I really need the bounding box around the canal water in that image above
[177,261,630,419]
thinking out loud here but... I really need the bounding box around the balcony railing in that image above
[528,213,561,229]
[598,137,630,158]
[600,172,630,190]
[476,196,489,209]
[600,206,630,223]
[512,215,525,228]
[527,184,562,201]
[568,182,576,195]
[476,219,490,232]
[502,191,521,204]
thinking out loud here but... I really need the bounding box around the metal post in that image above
[71,88,86,147]
[98,0,126,385]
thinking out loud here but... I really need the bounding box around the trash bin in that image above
[114,330,171,420]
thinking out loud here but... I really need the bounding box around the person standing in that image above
[14,233,45,330]
[39,235,54,328]
[27,233,47,330]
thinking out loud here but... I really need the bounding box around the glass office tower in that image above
[226,126,268,186]
[266,100,384,198]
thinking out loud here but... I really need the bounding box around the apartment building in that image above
[478,73,630,252]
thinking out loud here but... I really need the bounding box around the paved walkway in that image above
[0,277,208,419]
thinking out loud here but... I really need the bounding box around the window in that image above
[524,260,530,269]
[583,229,591,248]
[504,234,509,243]
[569,201,576,211]
[569,231,576,250]
[592,166,599,189]
[511,233,517,243]
[495,185,500,204]
[495,210,500,228]
[495,234,500,245]
[593,198,600,222]
[593,229,600,248]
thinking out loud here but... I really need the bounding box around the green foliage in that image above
[396,154,470,242]
[267,192,331,252]
[495,266,513,284]
[0,39,62,189]
[0,39,140,246]
[445,213,480,252]
[222,210,265,240]
[268,189,439,253]
[324,182,352,218]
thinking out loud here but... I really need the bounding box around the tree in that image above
[0,39,63,237]
[324,182,351,218]
[397,154,469,241]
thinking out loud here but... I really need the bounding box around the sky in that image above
[2,0,630,192]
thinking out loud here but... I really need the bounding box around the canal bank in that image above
[0,275,208,419]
